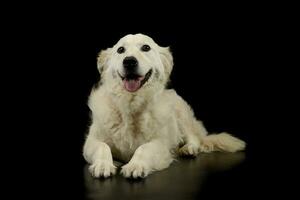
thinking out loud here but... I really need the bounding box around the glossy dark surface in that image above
[83,153,246,200]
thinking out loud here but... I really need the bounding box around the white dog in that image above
[83,34,246,178]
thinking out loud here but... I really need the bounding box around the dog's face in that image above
[98,34,173,93]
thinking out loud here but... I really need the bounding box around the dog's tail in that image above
[200,132,246,153]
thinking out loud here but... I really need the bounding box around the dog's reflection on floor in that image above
[84,152,245,200]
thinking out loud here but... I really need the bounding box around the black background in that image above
[4,3,291,199]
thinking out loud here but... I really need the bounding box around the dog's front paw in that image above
[178,143,200,156]
[121,161,151,178]
[89,159,116,178]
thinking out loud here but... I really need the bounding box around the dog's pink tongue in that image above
[124,79,141,92]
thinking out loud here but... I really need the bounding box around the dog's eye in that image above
[117,47,125,54]
[141,44,151,52]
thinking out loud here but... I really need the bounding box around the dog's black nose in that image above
[123,56,138,71]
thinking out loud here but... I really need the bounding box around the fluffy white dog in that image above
[83,34,246,178]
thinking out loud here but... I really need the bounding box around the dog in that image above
[83,33,246,178]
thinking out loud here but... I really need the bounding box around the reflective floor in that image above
[83,152,246,200]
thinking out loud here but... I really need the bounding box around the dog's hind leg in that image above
[178,118,246,154]
[178,119,207,156]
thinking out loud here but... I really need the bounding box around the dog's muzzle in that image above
[118,69,153,92]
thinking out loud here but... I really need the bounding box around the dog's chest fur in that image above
[90,88,178,162]
[102,95,161,162]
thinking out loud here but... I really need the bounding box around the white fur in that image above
[83,34,246,178]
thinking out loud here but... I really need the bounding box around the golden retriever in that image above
[83,34,245,178]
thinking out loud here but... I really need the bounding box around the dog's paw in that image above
[121,161,151,178]
[88,159,116,178]
[178,143,200,156]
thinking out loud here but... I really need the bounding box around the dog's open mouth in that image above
[118,69,152,92]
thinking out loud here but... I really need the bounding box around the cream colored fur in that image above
[83,34,246,178]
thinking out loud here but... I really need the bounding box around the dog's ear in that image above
[97,48,111,74]
[159,47,173,78]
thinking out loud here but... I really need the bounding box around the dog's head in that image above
[97,34,173,93]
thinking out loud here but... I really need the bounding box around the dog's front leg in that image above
[121,140,173,178]
[83,124,116,178]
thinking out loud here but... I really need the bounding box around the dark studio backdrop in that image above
[4,3,290,199]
